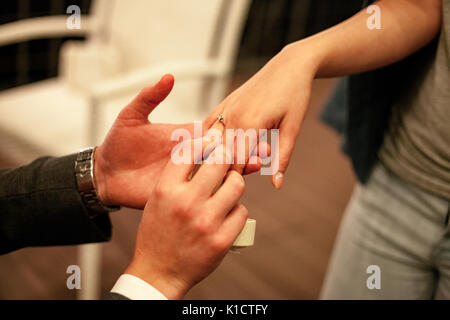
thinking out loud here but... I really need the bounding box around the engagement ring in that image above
[217,114,225,125]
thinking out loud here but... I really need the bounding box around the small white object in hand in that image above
[232,219,256,250]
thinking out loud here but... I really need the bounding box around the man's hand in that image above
[94,75,184,209]
[94,74,267,209]
[125,140,248,299]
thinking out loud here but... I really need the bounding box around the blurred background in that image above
[0,0,362,299]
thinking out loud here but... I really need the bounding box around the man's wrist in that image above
[125,258,190,300]
[111,274,168,300]
[92,146,112,206]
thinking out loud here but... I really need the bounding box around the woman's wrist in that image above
[279,39,326,81]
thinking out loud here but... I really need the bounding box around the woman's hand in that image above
[205,45,320,189]
[204,0,442,190]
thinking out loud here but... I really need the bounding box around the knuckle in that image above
[230,172,245,193]
[240,205,249,220]
[155,183,184,202]
[211,236,229,252]
[174,199,193,218]
[172,191,195,217]
[194,218,211,235]
[153,182,168,199]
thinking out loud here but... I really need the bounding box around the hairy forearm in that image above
[283,0,442,78]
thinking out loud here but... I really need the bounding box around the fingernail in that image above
[274,172,284,189]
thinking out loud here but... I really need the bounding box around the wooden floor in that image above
[0,77,356,299]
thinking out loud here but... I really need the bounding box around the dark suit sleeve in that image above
[0,154,112,255]
[103,292,130,300]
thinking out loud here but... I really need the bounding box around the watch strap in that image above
[75,147,120,218]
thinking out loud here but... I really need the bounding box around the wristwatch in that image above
[75,147,120,218]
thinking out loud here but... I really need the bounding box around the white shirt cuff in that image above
[111,274,168,300]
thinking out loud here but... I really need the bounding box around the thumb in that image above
[119,74,175,122]
[272,118,301,189]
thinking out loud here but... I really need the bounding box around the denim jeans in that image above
[320,163,450,299]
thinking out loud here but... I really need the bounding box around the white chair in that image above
[0,0,252,299]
